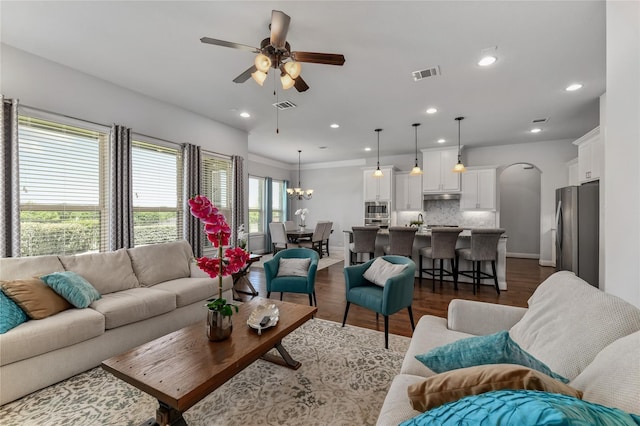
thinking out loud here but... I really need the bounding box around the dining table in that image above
[286,229,314,243]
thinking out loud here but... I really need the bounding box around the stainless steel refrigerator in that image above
[555,181,599,287]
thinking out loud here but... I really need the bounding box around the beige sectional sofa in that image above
[377,271,640,425]
[0,240,233,405]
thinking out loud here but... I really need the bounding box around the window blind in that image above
[201,154,233,255]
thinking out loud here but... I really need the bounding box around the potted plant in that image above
[189,195,250,341]
[295,208,310,231]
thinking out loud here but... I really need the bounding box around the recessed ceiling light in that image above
[565,83,583,92]
[239,112,250,118]
[364,147,372,152]
[530,128,542,133]
[437,138,446,144]
[478,55,497,66]
[330,123,340,129]
[426,107,438,114]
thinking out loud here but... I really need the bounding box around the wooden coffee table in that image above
[101,297,317,426]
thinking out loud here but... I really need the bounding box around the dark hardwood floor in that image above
[237,257,556,338]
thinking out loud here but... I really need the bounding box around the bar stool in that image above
[456,228,505,295]
[349,226,379,264]
[383,226,417,258]
[419,227,463,291]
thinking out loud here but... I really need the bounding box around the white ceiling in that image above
[1,1,606,165]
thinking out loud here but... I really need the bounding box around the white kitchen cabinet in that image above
[574,127,602,183]
[460,167,496,210]
[422,147,460,192]
[395,172,423,211]
[567,158,579,186]
[363,167,394,201]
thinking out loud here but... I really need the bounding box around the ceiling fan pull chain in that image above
[275,73,280,134]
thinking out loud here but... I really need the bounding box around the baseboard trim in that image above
[538,260,556,267]
[507,252,539,259]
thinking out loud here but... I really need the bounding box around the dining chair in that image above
[268,222,291,254]
[456,228,506,295]
[383,226,417,258]
[298,222,327,257]
[319,220,333,257]
[284,220,297,232]
[264,248,319,307]
[349,226,379,264]
[419,227,463,291]
[342,255,416,349]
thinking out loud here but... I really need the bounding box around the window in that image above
[18,116,108,256]
[248,176,265,233]
[131,139,182,246]
[202,154,233,255]
[271,180,286,223]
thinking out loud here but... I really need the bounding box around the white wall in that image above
[465,139,577,266]
[604,1,640,307]
[1,45,248,157]
[500,164,541,257]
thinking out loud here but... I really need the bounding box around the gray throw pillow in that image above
[277,258,311,277]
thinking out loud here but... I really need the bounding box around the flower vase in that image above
[207,310,232,341]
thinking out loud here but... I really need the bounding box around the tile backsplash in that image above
[395,199,496,228]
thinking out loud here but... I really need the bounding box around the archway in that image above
[499,163,542,258]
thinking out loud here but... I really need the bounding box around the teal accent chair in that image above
[342,255,416,349]
[264,248,320,306]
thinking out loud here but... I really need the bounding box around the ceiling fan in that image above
[200,10,345,92]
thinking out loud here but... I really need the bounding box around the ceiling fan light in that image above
[280,73,295,90]
[283,61,301,79]
[254,53,272,73]
[251,70,267,86]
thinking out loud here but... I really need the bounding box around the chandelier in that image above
[287,150,313,200]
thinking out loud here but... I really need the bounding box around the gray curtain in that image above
[265,177,274,252]
[108,124,134,250]
[182,143,202,257]
[231,155,245,248]
[0,96,20,257]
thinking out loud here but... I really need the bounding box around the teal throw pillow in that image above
[400,390,640,426]
[41,271,101,309]
[415,331,568,383]
[0,289,28,333]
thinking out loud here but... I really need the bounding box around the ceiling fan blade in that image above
[270,10,291,50]
[294,76,309,92]
[233,65,257,83]
[290,51,346,66]
[200,37,259,53]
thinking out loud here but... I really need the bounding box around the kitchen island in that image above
[343,228,508,290]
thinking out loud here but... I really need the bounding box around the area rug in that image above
[252,251,344,271]
[0,319,410,426]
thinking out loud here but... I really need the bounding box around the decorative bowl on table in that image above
[247,303,280,334]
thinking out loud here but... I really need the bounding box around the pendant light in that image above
[410,123,423,176]
[452,116,467,173]
[286,150,313,200]
[373,128,384,177]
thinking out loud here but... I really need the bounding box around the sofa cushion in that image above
[127,240,193,287]
[40,271,101,308]
[59,249,139,295]
[0,289,28,333]
[407,364,582,413]
[509,271,640,381]
[90,287,176,329]
[0,308,105,366]
[570,331,640,415]
[0,278,72,320]
[415,331,568,383]
[400,390,640,426]
[363,257,408,287]
[151,277,223,308]
[376,374,424,426]
[0,255,65,281]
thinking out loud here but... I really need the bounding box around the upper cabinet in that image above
[460,167,496,211]
[395,172,423,211]
[422,147,461,193]
[363,167,394,202]
[574,127,602,184]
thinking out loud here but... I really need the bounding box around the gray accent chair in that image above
[419,227,463,291]
[456,228,506,294]
[349,226,379,264]
[383,226,417,258]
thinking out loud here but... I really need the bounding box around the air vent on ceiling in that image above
[532,117,549,124]
[273,100,297,110]
[412,66,441,81]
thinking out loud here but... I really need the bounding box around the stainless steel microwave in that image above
[365,201,390,217]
